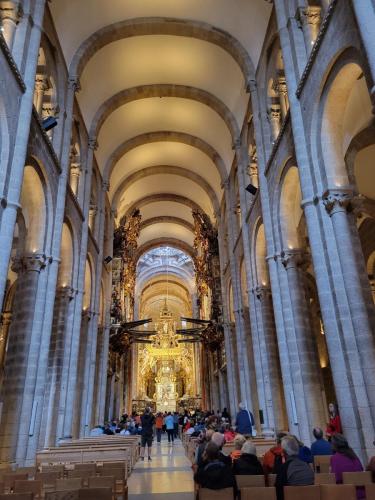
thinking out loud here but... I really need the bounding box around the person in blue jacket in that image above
[235,402,255,436]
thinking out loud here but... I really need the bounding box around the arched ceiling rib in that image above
[136,239,194,260]
[109,142,222,202]
[112,165,219,214]
[138,222,194,248]
[91,84,240,141]
[105,131,227,185]
[117,174,214,221]
[140,216,194,233]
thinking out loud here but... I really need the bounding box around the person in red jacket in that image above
[263,432,287,475]
[326,402,342,440]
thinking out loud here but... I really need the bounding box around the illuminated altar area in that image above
[135,300,196,412]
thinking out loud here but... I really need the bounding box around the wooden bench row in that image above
[199,483,375,500]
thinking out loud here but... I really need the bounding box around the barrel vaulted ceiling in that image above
[50,0,272,259]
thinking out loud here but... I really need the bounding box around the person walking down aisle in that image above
[166,411,175,443]
[140,407,155,461]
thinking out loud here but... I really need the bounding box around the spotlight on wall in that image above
[245,183,258,195]
[42,116,58,132]
[104,256,113,264]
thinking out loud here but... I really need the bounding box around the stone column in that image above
[268,106,281,141]
[322,190,375,421]
[97,323,110,424]
[72,309,92,438]
[248,151,259,189]
[69,163,81,197]
[274,75,289,120]
[0,311,12,370]
[61,138,98,440]
[280,249,326,438]
[33,75,47,115]
[0,253,47,463]
[297,6,321,50]
[255,286,286,433]
[217,218,238,415]
[223,178,254,413]
[0,1,21,50]
[43,285,75,446]
[88,205,97,234]
[0,0,46,311]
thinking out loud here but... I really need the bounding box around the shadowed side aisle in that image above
[128,437,195,500]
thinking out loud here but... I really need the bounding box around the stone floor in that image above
[128,435,195,499]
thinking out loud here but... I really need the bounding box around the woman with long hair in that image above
[330,434,364,499]
[326,402,342,439]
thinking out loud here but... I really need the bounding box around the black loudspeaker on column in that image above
[245,184,258,195]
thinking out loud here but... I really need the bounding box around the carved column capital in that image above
[322,188,357,215]
[0,311,12,326]
[0,1,22,24]
[298,6,322,26]
[221,177,230,190]
[56,285,76,301]
[102,180,110,192]
[254,285,271,301]
[268,106,281,120]
[274,75,288,97]
[88,138,98,150]
[68,76,81,93]
[12,253,48,273]
[82,309,93,320]
[280,249,309,270]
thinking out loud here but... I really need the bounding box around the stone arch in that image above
[69,17,255,85]
[136,239,194,261]
[90,84,240,141]
[278,164,303,250]
[104,131,227,183]
[58,222,74,287]
[318,48,373,187]
[112,165,219,214]
[140,216,194,233]
[123,194,204,219]
[20,164,48,253]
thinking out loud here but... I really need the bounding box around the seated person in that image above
[194,442,237,493]
[224,424,236,443]
[233,441,263,475]
[311,427,332,457]
[275,435,314,500]
[366,439,375,482]
[230,433,246,462]
[263,432,287,474]
[211,431,232,466]
[291,435,313,463]
[330,433,364,499]
[90,425,104,436]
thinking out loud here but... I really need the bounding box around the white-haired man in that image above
[235,402,255,436]
[275,435,314,500]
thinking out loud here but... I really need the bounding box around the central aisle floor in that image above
[128,435,195,500]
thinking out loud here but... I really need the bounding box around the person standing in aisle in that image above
[155,412,163,443]
[165,412,175,444]
[140,407,155,461]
